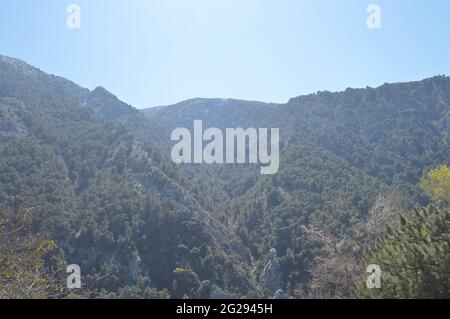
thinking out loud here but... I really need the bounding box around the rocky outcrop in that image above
[0,98,27,136]
[261,248,283,296]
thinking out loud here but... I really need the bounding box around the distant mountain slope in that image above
[2,53,449,298]
[276,77,450,201]
[144,76,450,292]
[143,98,276,135]
[87,86,166,145]
[144,76,450,202]
[0,54,253,298]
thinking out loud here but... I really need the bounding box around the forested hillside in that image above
[0,55,253,298]
[0,54,449,298]
[145,76,450,297]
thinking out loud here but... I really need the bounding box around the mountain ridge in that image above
[0,53,255,298]
[1,53,449,298]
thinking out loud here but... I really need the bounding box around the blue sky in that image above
[1,0,449,108]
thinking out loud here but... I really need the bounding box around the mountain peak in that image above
[91,86,117,99]
[0,54,40,75]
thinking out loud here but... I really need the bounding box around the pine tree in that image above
[358,206,449,298]
[0,207,64,298]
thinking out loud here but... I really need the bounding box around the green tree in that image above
[0,207,63,299]
[421,165,450,206]
[358,206,449,299]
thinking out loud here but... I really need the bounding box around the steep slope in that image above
[0,55,253,298]
[87,86,165,145]
[144,76,450,203]
[2,53,449,297]
[144,76,450,293]
[144,98,275,135]
[276,77,450,202]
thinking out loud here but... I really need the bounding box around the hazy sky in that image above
[1,0,449,108]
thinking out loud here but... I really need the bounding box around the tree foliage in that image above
[358,206,449,299]
[421,165,450,206]
[0,207,63,299]
[1,55,450,298]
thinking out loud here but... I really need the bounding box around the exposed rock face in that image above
[127,251,143,282]
[0,98,27,136]
[273,289,289,299]
[261,248,283,296]
[0,55,39,75]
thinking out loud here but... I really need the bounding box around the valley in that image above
[0,54,449,299]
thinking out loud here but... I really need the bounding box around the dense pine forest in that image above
[0,54,449,299]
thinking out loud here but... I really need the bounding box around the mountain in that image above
[1,53,449,298]
[0,55,253,298]
[144,77,450,204]
[143,76,450,294]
